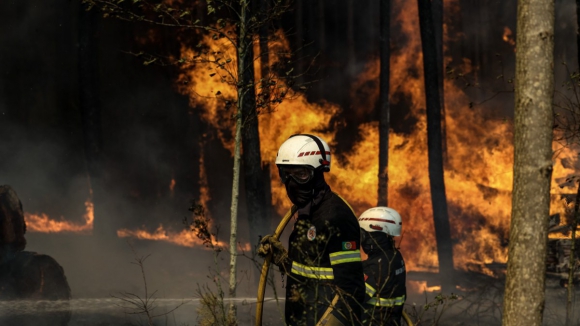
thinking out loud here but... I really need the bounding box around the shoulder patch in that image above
[342,241,357,250]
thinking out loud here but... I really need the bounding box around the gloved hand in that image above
[258,235,291,272]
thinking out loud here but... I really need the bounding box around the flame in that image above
[502,26,516,47]
[407,280,442,294]
[24,199,94,234]
[166,1,580,267]
[169,178,176,192]
[116,225,249,250]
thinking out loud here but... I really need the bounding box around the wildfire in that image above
[407,280,442,294]
[24,199,94,234]
[15,0,580,278]
[116,225,244,250]
[502,26,516,48]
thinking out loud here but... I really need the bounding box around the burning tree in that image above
[81,0,297,321]
[502,0,554,325]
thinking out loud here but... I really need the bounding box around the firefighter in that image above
[0,185,72,326]
[258,134,365,326]
[358,207,406,326]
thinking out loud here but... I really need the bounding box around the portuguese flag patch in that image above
[342,241,357,250]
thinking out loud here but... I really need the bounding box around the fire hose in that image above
[255,204,297,326]
[255,200,413,326]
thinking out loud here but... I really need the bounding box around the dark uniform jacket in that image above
[362,237,406,326]
[285,189,365,326]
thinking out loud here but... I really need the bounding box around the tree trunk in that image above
[577,0,580,70]
[317,0,325,95]
[295,0,304,85]
[377,0,391,207]
[241,4,268,250]
[432,0,448,165]
[346,0,355,71]
[79,4,107,237]
[228,106,241,322]
[502,1,554,325]
[566,180,580,326]
[569,2,580,324]
[417,0,454,292]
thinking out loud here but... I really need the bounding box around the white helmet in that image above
[358,206,402,236]
[275,134,331,171]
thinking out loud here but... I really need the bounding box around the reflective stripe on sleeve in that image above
[291,261,334,280]
[366,294,406,307]
[365,282,376,297]
[329,250,361,265]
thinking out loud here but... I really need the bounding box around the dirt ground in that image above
[13,234,580,326]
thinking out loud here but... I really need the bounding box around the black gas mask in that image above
[278,165,322,207]
[360,229,391,254]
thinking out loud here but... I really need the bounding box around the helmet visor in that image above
[278,166,314,184]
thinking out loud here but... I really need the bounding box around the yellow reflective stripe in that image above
[291,261,334,280]
[366,295,406,307]
[329,250,361,265]
[365,283,376,297]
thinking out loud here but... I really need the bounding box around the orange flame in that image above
[407,280,442,294]
[165,1,578,269]
[116,225,251,251]
[169,178,176,192]
[24,199,94,234]
[502,26,516,47]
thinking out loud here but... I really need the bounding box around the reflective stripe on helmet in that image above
[329,250,361,265]
[359,217,398,224]
[291,261,334,280]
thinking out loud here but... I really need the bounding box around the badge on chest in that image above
[307,225,316,241]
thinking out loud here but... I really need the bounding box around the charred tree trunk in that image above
[346,0,355,72]
[577,0,580,71]
[566,180,580,326]
[79,4,107,237]
[317,0,326,95]
[569,3,580,324]
[377,0,391,207]
[502,1,554,325]
[432,0,448,164]
[295,0,304,85]
[417,0,454,292]
[259,0,270,106]
[241,8,268,251]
